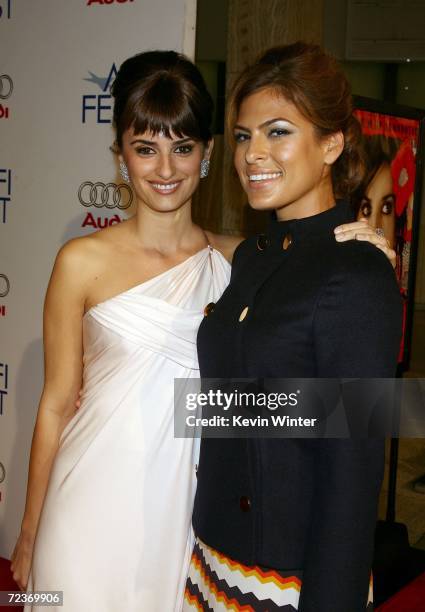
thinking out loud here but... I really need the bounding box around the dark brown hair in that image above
[352,135,400,215]
[226,41,365,197]
[111,50,213,148]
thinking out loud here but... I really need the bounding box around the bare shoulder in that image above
[205,231,245,263]
[55,220,131,275]
[51,227,112,291]
[45,237,97,309]
[54,234,99,276]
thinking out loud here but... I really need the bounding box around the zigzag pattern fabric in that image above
[184,539,375,611]
[183,538,302,611]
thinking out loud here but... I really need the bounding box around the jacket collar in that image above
[268,200,355,243]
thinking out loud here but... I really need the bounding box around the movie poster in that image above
[353,104,424,368]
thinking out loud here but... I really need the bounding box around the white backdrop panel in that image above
[0,0,196,558]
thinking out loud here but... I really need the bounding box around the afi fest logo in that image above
[87,0,134,4]
[0,168,12,224]
[0,0,11,19]
[78,181,132,229]
[82,64,117,124]
[0,362,8,416]
[0,74,13,119]
[0,273,10,317]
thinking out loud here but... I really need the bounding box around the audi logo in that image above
[0,462,5,484]
[0,274,10,298]
[78,181,132,209]
[0,75,13,100]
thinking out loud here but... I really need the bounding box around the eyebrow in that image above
[234,117,296,131]
[130,136,193,146]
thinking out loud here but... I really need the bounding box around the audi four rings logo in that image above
[0,274,10,298]
[0,462,5,484]
[0,75,13,100]
[78,182,132,209]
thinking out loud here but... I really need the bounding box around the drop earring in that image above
[200,159,210,179]
[119,160,130,183]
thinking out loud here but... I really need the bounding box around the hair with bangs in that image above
[111,50,213,149]
[226,41,366,198]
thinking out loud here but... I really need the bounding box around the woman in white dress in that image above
[10,50,394,612]
[11,50,237,612]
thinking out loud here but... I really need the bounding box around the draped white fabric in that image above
[25,247,231,612]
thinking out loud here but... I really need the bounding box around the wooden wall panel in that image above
[192,136,225,233]
[195,1,325,236]
[196,0,324,236]
[228,0,324,73]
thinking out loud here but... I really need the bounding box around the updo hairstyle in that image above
[111,50,214,149]
[226,41,366,198]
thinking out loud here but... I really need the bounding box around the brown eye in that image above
[360,200,372,218]
[136,147,155,155]
[382,197,395,215]
[234,132,249,143]
[174,144,194,154]
[269,128,292,137]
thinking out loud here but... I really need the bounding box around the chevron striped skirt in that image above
[183,538,374,611]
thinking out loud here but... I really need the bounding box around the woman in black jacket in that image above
[184,42,402,612]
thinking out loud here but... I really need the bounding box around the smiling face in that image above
[357,162,396,248]
[120,127,212,214]
[233,88,342,220]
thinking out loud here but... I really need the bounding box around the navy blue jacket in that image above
[193,202,402,612]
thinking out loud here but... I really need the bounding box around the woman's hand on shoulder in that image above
[334,218,396,268]
[205,231,244,264]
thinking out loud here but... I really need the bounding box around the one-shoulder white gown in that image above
[26,247,231,612]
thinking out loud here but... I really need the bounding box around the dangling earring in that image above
[119,160,130,183]
[200,159,210,179]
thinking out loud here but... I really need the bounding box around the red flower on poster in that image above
[391,141,416,218]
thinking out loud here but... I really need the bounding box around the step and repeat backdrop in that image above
[0,0,196,558]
